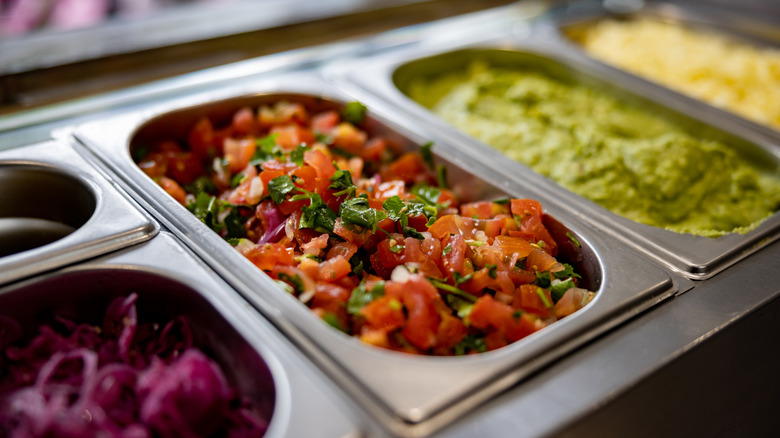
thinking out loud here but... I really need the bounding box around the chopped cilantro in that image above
[250,133,281,165]
[290,144,307,166]
[534,270,552,288]
[187,192,246,239]
[443,244,452,255]
[329,168,357,198]
[322,312,345,332]
[536,287,552,309]
[185,176,216,195]
[382,196,405,220]
[485,264,498,279]
[347,281,386,315]
[436,164,448,189]
[291,191,337,233]
[446,294,474,319]
[453,271,474,286]
[454,334,487,355]
[430,279,478,303]
[493,197,511,205]
[226,238,242,246]
[341,101,368,125]
[551,277,577,303]
[420,141,435,169]
[268,175,297,205]
[411,184,442,207]
[315,132,334,145]
[553,263,581,280]
[230,172,246,189]
[566,231,581,248]
[389,241,404,253]
[278,273,305,295]
[340,195,387,231]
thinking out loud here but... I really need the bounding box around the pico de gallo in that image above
[136,100,595,355]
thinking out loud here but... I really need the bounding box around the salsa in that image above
[405,61,780,237]
[136,100,594,355]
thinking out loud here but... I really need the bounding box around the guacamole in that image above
[406,62,780,236]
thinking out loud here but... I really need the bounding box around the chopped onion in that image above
[390,265,411,283]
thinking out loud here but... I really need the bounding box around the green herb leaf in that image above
[536,287,552,309]
[445,294,474,319]
[454,334,487,355]
[322,312,345,332]
[290,144,307,166]
[430,279,478,303]
[443,244,452,255]
[268,175,297,205]
[411,184,442,207]
[382,196,405,221]
[341,101,368,125]
[347,281,386,315]
[420,141,435,169]
[230,172,246,189]
[453,271,474,286]
[553,263,581,280]
[340,195,388,231]
[297,192,337,233]
[436,164,448,189]
[278,272,305,295]
[185,176,217,195]
[329,168,357,198]
[551,278,576,303]
[315,132,334,145]
[250,133,281,165]
[534,270,552,288]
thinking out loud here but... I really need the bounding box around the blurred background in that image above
[1,0,778,115]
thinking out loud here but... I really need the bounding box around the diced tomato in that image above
[301,234,329,257]
[494,235,534,259]
[304,148,337,180]
[223,137,256,174]
[381,152,428,184]
[376,237,406,271]
[333,218,372,247]
[319,255,352,282]
[526,248,560,273]
[554,288,590,319]
[460,268,495,295]
[270,124,315,150]
[361,296,405,332]
[510,199,557,256]
[513,284,554,318]
[137,153,167,178]
[188,117,218,162]
[332,122,367,155]
[400,275,441,351]
[326,241,358,261]
[298,257,320,281]
[258,101,308,128]
[440,233,467,279]
[370,250,394,279]
[435,314,468,351]
[291,165,318,193]
[232,106,257,136]
[374,181,407,201]
[157,176,187,205]
[360,137,387,161]
[311,110,340,133]
[242,243,294,271]
[428,215,459,240]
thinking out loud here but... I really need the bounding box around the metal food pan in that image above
[69,71,675,435]
[0,141,157,286]
[336,40,780,280]
[0,231,366,438]
[543,0,780,138]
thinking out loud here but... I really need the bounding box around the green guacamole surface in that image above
[406,62,780,237]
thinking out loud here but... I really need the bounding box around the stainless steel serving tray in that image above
[0,140,157,286]
[0,231,367,438]
[333,35,780,280]
[68,71,676,436]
